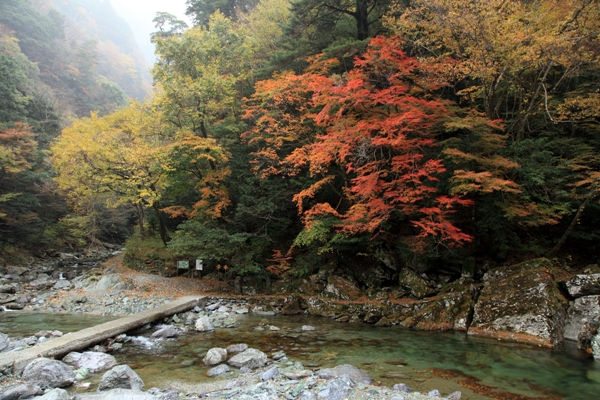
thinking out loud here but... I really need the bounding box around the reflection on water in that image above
[118,315,599,400]
[2,312,599,399]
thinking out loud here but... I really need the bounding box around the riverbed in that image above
[2,312,598,399]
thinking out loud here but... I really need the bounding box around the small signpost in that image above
[195,259,203,278]
[177,260,190,277]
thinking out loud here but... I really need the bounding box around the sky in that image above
[109,0,192,66]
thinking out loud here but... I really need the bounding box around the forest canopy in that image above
[3,0,600,281]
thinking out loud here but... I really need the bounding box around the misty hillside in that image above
[0,0,151,252]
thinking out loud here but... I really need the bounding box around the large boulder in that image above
[21,358,75,389]
[98,365,144,391]
[469,261,569,347]
[73,389,156,400]
[317,364,372,384]
[227,348,268,370]
[202,348,228,366]
[62,352,117,373]
[0,383,42,400]
[564,274,600,298]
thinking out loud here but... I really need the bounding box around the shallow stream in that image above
[2,312,599,399]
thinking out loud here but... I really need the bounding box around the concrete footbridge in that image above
[0,295,205,374]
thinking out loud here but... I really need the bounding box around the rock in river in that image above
[227,348,268,370]
[62,351,117,373]
[22,358,75,389]
[469,258,569,347]
[98,365,144,391]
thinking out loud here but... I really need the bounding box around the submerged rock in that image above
[469,260,569,347]
[317,365,372,384]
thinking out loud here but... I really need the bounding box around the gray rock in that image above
[470,261,569,347]
[302,325,317,331]
[271,350,286,360]
[226,343,248,354]
[150,326,180,339]
[299,391,316,400]
[593,333,600,360]
[392,383,412,393]
[34,388,70,400]
[398,269,436,299]
[564,296,600,341]
[22,358,75,389]
[0,284,16,294]
[390,396,405,400]
[194,316,214,332]
[317,378,351,400]
[317,365,372,384]
[62,352,117,373]
[206,364,230,377]
[261,366,279,381]
[73,389,156,400]
[98,365,144,391]
[564,274,600,298]
[95,275,125,291]
[202,347,228,366]
[224,380,247,389]
[0,383,42,400]
[0,332,10,351]
[283,370,313,380]
[228,348,268,370]
[321,276,361,301]
[447,391,462,400]
[428,389,441,397]
[52,280,73,291]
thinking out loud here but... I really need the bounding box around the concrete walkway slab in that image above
[0,295,205,375]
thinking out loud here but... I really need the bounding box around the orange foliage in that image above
[245,36,474,248]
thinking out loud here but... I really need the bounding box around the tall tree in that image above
[245,37,473,254]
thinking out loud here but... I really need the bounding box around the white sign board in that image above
[196,259,203,270]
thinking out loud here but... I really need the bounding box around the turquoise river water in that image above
[1,312,599,399]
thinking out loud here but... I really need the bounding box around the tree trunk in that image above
[355,0,369,40]
[152,201,170,247]
[136,202,145,237]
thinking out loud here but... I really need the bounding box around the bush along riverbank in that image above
[0,298,463,400]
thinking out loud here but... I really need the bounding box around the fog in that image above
[109,0,192,65]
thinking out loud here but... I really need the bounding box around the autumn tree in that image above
[51,103,173,245]
[245,37,473,256]
[385,0,600,259]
